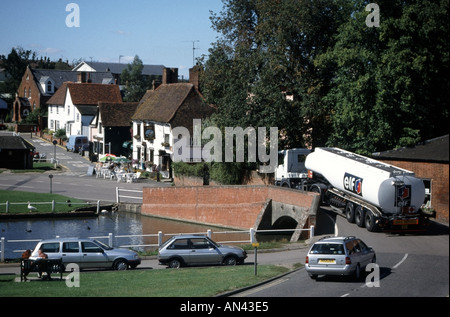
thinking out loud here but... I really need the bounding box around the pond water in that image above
[0,212,253,260]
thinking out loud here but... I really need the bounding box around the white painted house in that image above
[46,82,122,138]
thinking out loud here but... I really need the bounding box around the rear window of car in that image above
[310,243,344,255]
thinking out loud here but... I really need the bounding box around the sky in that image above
[0,0,224,79]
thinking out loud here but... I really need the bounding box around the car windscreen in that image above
[310,243,344,255]
[93,240,113,250]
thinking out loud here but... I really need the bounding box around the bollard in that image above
[5,201,9,213]
[207,229,212,239]
[97,200,100,214]
[249,228,256,244]
[52,200,56,212]
[310,225,315,239]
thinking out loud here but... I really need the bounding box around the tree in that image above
[202,0,349,150]
[318,0,449,153]
[0,47,37,96]
[121,55,151,102]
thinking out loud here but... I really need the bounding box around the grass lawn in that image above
[0,265,290,297]
[0,189,91,213]
[10,162,62,174]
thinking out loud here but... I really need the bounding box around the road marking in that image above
[393,253,408,269]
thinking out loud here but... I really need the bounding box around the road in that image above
[232,208,449,297]
[0,130,170,202]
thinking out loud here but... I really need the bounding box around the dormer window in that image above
[47,81,53,93]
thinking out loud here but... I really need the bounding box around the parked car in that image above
[305,236,376,280]
[66,135,89,153]
[29,238,141,270]
[158,235,247,268]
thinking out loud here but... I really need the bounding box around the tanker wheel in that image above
[345,202,355,223]
[355,206,365,227]
[364,212,378,232]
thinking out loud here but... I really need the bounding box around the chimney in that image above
[189,66,201,91]
[162,68,178,84]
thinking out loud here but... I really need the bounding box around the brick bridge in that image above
[141,185,320,241]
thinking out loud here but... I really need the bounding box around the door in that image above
[80,241,108,269]
[61,241,81,265]
[188,238,222,265]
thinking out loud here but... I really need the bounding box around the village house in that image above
[12,65,113,129]
[90,101,138,158]
[131,68,215,175]
[46,82,122,139]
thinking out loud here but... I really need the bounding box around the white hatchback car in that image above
[305,236,376,280]
[30,238,141,270]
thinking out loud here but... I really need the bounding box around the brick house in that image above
[46,82,122,139]
[373,135,449,224]
[131,77,215,175]
[13,65,113,129]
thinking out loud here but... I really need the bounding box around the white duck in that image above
[27,202,37,212]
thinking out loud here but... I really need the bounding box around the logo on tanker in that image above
[343,173,363,196]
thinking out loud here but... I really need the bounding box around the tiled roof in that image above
[99,102,139,127]
[132,83,196,122]
[0,135,35,151]
[47,82,122,106]
[372,135,449,163]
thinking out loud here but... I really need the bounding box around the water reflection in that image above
[0,211,251,259]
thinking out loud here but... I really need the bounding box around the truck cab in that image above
[275,148,311,188]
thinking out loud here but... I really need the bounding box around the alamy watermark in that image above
[172,119,278,173]
[65,263,80,287]
[66,3,80,28]
[365,263,380,287]
[366,3,380,28]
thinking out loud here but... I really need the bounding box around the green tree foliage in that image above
[121,55,151,102]
[202,0,449,157]
[318,0,449,153]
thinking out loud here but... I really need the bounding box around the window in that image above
[40,243,60,253]
[68,104,70,115]
[50,120,54,129]
[47,81,53,93]
[191,238,213,249]
[81,242,103,253]
[63,242,79,253]
[76,113,80,122]
[28,88,31,98]
[310,243,344,255]
[24,88,27,98]
[168,239,189,250]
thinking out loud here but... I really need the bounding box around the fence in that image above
[116,187,143,203]
[1,226,314,262]
[0,200,101,214]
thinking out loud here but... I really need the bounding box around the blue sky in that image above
[0,0,224,79]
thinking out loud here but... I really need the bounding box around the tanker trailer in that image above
[304,147,430,232]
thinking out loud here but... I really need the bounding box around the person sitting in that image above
[36,248,51,280]
[21,250,32,281]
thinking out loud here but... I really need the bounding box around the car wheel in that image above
[223,255,237,266]
[345,202,355,223]
[114,259,128,271]
[168,258,182,269]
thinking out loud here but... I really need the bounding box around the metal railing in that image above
[115,187,143,203]
[1,226,314,262]
[0,200,101,213]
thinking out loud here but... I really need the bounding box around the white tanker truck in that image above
[275,147,432,232]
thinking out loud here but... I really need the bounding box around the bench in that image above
[20,259,64,282]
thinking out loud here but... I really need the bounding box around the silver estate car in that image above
[158,235,247,268]
[30,238,141,270]
[305,236,376,280]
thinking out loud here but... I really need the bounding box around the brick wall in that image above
[381,160,449,224]
[141,185,317,229]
